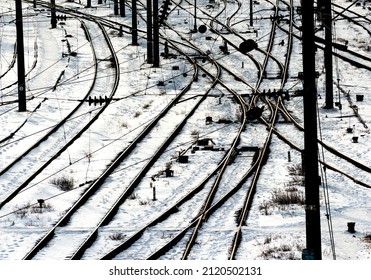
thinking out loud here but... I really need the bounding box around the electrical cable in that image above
[85,111,92,182]
[317,97,337,260]
[332,16,343,120]
[0,117,233,217]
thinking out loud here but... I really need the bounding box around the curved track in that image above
[0,0,370,260]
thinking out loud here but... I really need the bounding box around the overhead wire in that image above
[0,115,234,221]
[317,100,337,260]
[316,7,337,255]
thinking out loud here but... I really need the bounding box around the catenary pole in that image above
[132,0,138,45]
[147,0,153,63]
[301,0,322,260]
[321,0,334,109]
[16,0,26,112]
[120,0,125,17]
[153,0,159,67]
[50,0,56,28]
[114,0,118,15]
[250,0,253,26]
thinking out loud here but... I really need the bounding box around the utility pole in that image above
[50,0,57,29]
[16,0,26,112]
[146,0,153,64]
[120,0,125,17]
[153,0,159,67]
[192,0,197,32]
[301,0,322,260]
[114,0,118,15]
[132,0,138,45]
[321,0,334,109]
[250,0,253,27]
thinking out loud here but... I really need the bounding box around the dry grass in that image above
[363,234,371,244]
[271,188,305,205]
[50,176,74,191]
[108,232,126,241]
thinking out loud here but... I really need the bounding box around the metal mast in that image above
[147,0,153,63]
[50,0,56,28]
[16,0,26,112]
[322,0,334,109]
[153,0,159,67]
[250,0,253,27]
[132,0,138,45]
[301,0,322,260]
[114,0,119,15]
[120,0,125,17]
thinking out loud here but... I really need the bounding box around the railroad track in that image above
[92,0,296,260]
[0,0,369,260]
[103,0,295,260]
[22,0,255,259]
[0,18,119,208]
[272,0,370,171]
[0,20,38,94]
[22,22,217,259]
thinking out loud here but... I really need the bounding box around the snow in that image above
[0,0,370,263]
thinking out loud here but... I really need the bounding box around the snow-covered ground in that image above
[0,0,370,262]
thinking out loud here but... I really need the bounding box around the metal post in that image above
[324,0,333,109]
[51,0,57,29]
[33,0,37,8]
[193,0,197,32]
[153,186,156,201]
[250,0,253,26]
[132,0,138,45]
[87,0,91,8]
[302,0,322,260]
[120,0,125,17]
[114,0,119,15]
[147,0,153,63]
[153,0,159,67]
[16,0,26,112]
